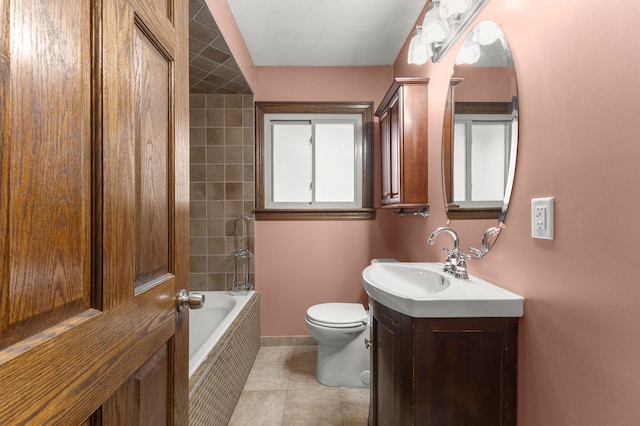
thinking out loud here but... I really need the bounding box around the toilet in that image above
[305,302,371,388]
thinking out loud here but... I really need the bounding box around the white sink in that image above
[362,262,524,318]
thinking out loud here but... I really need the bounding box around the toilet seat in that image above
[306,303,368,329]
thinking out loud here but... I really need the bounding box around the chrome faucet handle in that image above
[450,248,470,263]
[442,248,454,273]
[449,249,470,279]
[457,249,471,260]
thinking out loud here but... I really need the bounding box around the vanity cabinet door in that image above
[379,93,401,206]
[375,78,429,208]
[371,301,413,425]
[414,317,518,425]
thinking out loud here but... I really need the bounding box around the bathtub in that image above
[189,291,261,426]
[189,291,253,376]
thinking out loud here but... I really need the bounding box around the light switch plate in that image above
[531,197,554,240]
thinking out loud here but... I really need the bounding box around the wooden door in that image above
[0,0,190,424]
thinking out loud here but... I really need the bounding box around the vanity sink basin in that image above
[362,262,523,318]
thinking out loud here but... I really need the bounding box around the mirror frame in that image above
[441,21,518,222]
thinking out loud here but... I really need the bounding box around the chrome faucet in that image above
[427,227,460,249]
[427,227,469,279]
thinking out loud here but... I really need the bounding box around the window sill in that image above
[254,208,377,221]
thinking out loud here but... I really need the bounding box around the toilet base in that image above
[316,328,370,388]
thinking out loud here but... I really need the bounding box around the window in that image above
[268,117,360,207]
[255,102,375,220]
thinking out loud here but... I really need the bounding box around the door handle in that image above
[176,290,205,312]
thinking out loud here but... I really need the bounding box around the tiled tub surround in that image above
[189,93,255,291]
[189,291,261,426]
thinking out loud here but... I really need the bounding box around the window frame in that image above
[255,102,375,221]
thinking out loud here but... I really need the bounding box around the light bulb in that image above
[472,20,503,45]
[439,0,472,18]
[421,4,450,44]
[408,27,433,65]
[456,36,481,64]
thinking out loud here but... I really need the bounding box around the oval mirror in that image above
[442,20,518,222]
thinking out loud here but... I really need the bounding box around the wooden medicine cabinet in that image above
[375,78,429,209]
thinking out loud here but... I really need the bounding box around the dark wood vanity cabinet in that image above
[370,300,518,426]
[375,78,429,208]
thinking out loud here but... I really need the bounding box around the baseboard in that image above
[260,335,316,346]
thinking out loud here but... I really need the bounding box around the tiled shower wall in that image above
[189,94,255,291]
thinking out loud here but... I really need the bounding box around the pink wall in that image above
[209,1,640,423]
[392,1,640,425]
[253,217,397,335]
[251,65,399,338]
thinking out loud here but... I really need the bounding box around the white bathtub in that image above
[189,291,255,377]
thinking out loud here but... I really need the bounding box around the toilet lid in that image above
[306,303,368,328]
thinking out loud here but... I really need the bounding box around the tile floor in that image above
[228,345,370,425]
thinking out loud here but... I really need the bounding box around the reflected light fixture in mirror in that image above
[408,27,434,64]
[440,20,518,257]
[456,36,482,64]
[407,0,490,65]
[457,20,506,65]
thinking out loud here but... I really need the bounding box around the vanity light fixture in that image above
[408,0,490,64]
[421,2,450,44]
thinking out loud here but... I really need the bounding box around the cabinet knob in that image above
[364,338,372,349]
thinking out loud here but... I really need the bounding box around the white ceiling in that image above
[227,0,428,66]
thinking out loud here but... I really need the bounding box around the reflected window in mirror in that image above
[442,20,519,221]
[453,103,516,207]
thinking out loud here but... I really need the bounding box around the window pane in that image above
[470,123,506,201]
[272,123,312,203]
[315,123,355,202]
